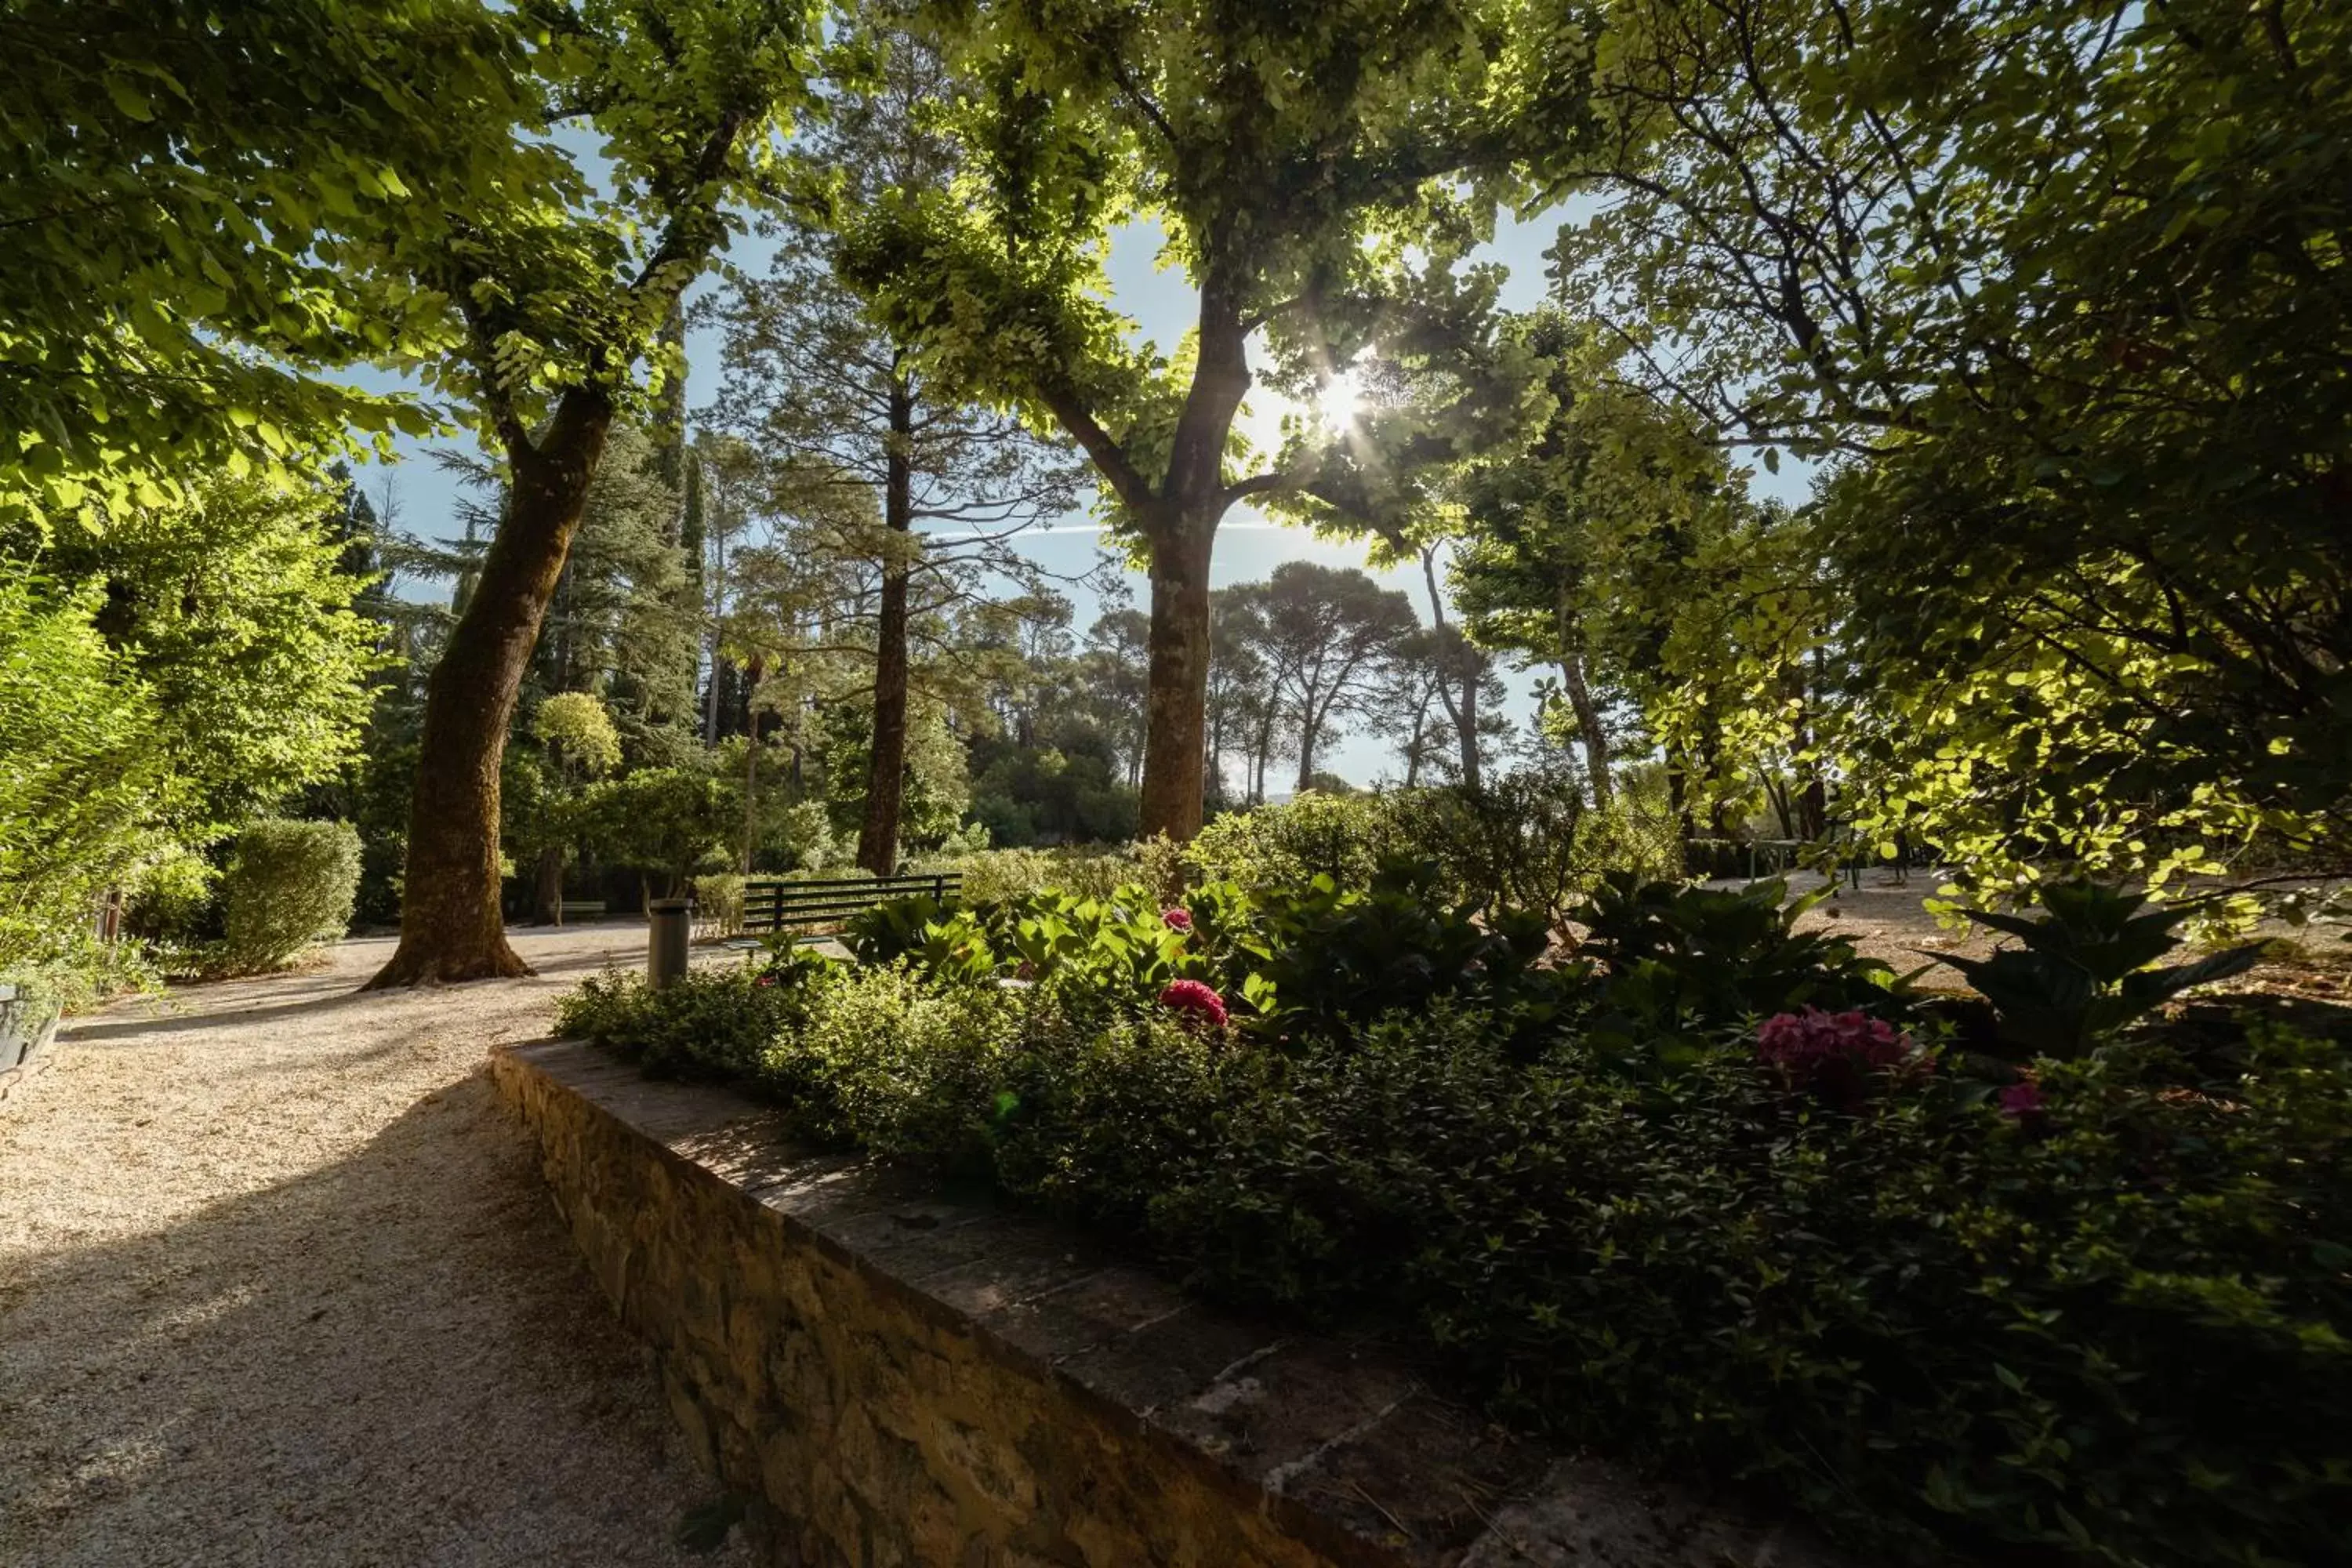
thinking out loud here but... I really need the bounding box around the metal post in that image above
[648,897,694,989]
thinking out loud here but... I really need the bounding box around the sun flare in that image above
[1317,367,1362,430]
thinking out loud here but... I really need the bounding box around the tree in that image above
[0,576,167,985]
[1555,0,2352,884]
[535,425,699,760]
[1378,627,1451,789]
[363,1,819,985]
[705,24,1083,875]
[523,691,621,924]
[1383,623,1512,789]
[837,0,1595,838]
[1454,311,1744,815]
[1249,563,1417,792]
[1077,608,1152,789]
[1205,587,1276,807]
[31,472,387,844]
[3,470,384,983]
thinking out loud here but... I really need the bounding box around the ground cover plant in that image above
[559,876,2352,1568]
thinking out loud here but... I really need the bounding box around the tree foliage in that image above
[0,0,528,533]
[1555,0,2352,887]
[834,0,1597,837]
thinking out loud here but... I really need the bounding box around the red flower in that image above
[754,973,778,989]
[1998,1080,2045,1118]
[1157,978,1228,1029]
[1161,907,1194,931]
[1755,1007,1922,1109]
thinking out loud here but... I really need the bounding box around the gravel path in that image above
[0,925,756,1568]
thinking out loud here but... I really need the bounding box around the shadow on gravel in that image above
[0,1070,726,1568]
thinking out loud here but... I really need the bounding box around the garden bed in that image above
[557,873,2352,1567]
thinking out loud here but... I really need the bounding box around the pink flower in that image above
[754,973,778,989]
[1157,978,1228,1029]
[1162,907,1194,931]
[1755,1007,1922,1109]
[1998,1080,2045,1118]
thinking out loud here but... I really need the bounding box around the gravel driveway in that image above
[0,925,755,1568]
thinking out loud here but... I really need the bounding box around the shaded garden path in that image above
[0,927,752,1568]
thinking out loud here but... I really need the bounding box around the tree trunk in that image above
[532,844,566,927]
[1667,750,1695,848]
[741,656,765,874]
[1419,547,1482,795]
[1452,656,1480,791]
[1132,277,1248,842]
[1559,650,1613,809]
[857,375,915,877]
[367,394,613,986]
[1138,519,1216,839]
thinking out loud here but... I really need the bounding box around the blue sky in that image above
[361,201,1788,787]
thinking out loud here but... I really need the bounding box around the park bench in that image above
[559,899,609,921]
[726,871,964,951]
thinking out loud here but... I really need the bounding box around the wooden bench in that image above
[732,872,964,949]
[559,899,609,920]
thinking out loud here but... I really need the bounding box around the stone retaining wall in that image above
[494,1039,1857,1568]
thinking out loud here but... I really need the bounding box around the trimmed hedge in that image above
[216,818,361,973]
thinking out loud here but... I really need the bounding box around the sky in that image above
[359,199,1791,789]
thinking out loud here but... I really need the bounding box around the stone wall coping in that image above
[499,1037,1872,1568]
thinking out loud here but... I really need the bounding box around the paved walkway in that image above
[0,927,754,1568]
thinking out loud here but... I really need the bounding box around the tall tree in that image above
[838,0,1594,838]
[1205,587,1276,806]
[364,1,818,984]
[1377,627,1451,789]
[1454,311,1740,811]
[5,470,386,980]
[706,27,1081,876]
[1251,563,1417,792]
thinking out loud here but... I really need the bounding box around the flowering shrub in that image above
[1156,978,1227,1029]
[1755,1007,1924,1109]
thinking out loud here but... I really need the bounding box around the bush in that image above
[1572,873,1910,1047]
[0,576,172,989]
[1144,1012,2350,1568]
[919,845,1139,905]
[215,818,361,973]
[1189,779,1680,923]
[690,872,747,937]
[556,961,821,1081]
[1186,789,1418,895]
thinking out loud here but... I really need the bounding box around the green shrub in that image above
[555,958,832,1083]
[1186,789,1418,895]
[1194,869,1576,1052]
[125,845,216,947]
[1939,880,2266,1058]
[1189,779,1679,923]
[215,818,361,972]
[1142,1011,2350,1568]
[691,872,747,937]
[1573,873,1909,1045]
[919,844,1139,904]
[0,576,172,988]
